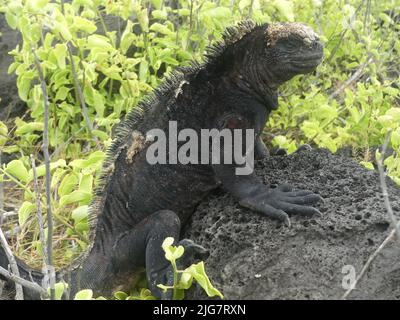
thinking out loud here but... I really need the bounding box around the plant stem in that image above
[0,227,24,299]
[31,45,55,300]
[172,260,178,300]
[0,264,47,298]
[30,155,54,291]
[377,130,400,242]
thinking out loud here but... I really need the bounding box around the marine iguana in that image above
[0,20,324,299]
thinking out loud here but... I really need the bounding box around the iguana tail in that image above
[0,245,45,300]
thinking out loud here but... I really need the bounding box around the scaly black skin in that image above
[0,21,324,299]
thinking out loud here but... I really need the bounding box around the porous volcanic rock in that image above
[0,14,23,121]
[184,149,400,300]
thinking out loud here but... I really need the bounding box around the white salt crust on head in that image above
[266,22,319,47]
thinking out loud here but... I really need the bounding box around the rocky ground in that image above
[0,14,24,121]
[184,149,400,300]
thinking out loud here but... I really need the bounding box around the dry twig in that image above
[341,221,399,299]
[0,264,47,297]
[0,227,23,299]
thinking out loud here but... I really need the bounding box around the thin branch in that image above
[31,45,55,300]
[66,44,95,133]
[341,221,399,299]
[59,0,95,139]
[0,227,23,299]
[0,264,47,297]
[30,155,52,285]
[329,56,374,100]
[376,130,400,241]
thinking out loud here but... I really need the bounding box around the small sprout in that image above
[157,237,223,300]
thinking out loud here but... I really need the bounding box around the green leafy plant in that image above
[157,237,223,300]
[52,237,221,300]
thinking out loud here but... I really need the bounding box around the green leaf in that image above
[79,174,93,194]
[178,271,193,290]
[114,291,128,300]
[6,160,29,182]
[149,23,174,35]
[48,282,68,300]
[0,121,8,146]
[151,0,162,10]
[360,161,374,170]
[69,151,105,170]
[139,288,156,300]
[59,190,91,207]
[73,16,97,34]
[75,221,89,233]
[136,7,149,32]
[54,21,72,41]
[55,86,70,101]
[184,262,224,299]
[15,122,44,135]
[120,20,135,54]
[28,159,66,182]
[5,12,18,30]
[139,60,148,82]
[92,129,109,141]
[1,145,19,154]
[53,44,67,69]
[152,9,168,20]
[87,35,113,51]
[86,151,105,166]
[74,289,93,300]
[98,65,122,81]
[8,62,19,75]
[17,74,34,102]
[18,201,36,226]
[30,22,41,44]
[162,237,174,251]
[391,128,400,148]
[58,173,79,197]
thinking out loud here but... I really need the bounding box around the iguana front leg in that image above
[213,114,322,227]
[213,164,322,227]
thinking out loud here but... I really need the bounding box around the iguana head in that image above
[216,21,323,107]
[263,22,323,85]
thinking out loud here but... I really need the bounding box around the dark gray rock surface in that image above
[184,149,400,300]
[0,14,24,121]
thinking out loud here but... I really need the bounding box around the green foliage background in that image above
[0,0,399,273]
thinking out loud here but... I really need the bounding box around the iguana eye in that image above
[282,37,303,50]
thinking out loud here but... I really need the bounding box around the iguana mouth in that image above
[293,52,324,62]
[289,62,321,74]
[291,51,323,73]
[291,58,322,67]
